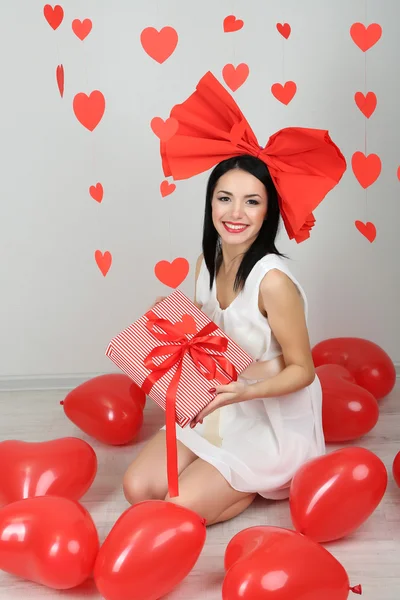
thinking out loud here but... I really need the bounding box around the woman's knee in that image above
[122,467,166,504]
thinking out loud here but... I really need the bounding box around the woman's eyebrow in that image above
[217,190,262,198]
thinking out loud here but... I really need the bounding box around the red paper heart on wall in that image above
[43,4,64,30]
[141,27,178,63]
[90,183,103,202]
[72,18,93,41]
[95,250,112,276]
[73,91,105,131]
[352,151,381,188]
[56,64,64,97]
[350,22,382,52]
[160,180,176,197]
[222,63,249,91]
[354,92,377,118]
[355,220,376,242]
[223,15,244,33]
[151,117,179,141]
[276,23,291,38]
[175,314,197,335]
[271,81,297,104]
[154,258,189,288]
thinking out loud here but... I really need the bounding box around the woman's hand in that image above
[191,381,249,427]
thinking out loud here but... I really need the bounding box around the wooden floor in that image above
[0,382,399,599]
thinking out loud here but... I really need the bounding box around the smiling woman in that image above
[122,71,346,527]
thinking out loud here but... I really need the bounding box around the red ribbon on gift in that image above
[141,310,238,497]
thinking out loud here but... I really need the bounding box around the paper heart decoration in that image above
[151,116,179,142]
[316,364,379,441]
[175,314,197,335]
[94,501,206,600]
[223,526,361,599]
[222,63,249,91]
[0,496,99,589]
[95,250,112,276]
[397,166,400,180]
[154,257,190,288]
[61,374,144,445]
[43,4,64,30]
[350,22,382,52]
[73,90,105,131]
[90,182,103,202]
[354,91,377,118]
[72,18,93,41]
[56,64,64,97]
[352,151,381,188]
[290,447,387,542]
[312,337,396,400]
[355,220,376,242]
[271,81,297,104]
[160,180,176,197]
[140,26,178,63]
[223,15,244,33]
[0,438,97,507]
[276,22,291,38]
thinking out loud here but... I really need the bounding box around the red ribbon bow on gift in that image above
[141,310,238,497]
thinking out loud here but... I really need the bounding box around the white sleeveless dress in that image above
[162,253,326,500]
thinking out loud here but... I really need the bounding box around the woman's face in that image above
[211,168,268,247]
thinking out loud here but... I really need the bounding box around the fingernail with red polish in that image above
[208,388,216,393]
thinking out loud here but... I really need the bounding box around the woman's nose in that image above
[230,202,245,219]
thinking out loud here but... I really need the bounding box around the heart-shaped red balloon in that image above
[223,526,362,599]
[0,496,99,589]
[0,437,97,507]
[312,337,396,400]
[62,374,145,445]
[290,447,388,542]
[93,500,206,600]
[393,451,400,488]
[316,364,379,441]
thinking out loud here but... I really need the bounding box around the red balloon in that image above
[290,447,388,542]
[223,526,362,599]
[316,364,379,441]
[0,437,97,507]
[62,374,145,445]
[312,337,396,400]
[0,496,99,589]
[93,500,206,600]
[393,451,400,488]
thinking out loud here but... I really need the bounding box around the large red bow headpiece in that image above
[160,71,347,242]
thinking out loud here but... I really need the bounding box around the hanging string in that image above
[364,0,368,222]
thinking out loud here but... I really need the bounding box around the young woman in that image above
[123,72,346,526]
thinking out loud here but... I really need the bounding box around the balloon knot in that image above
[201,518,207,526]
[60,400,64,405]
[350,584,362,595]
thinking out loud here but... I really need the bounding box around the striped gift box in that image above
[105,289,254,428]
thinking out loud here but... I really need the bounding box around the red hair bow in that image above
[160,71,346,242]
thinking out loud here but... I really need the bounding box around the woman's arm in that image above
[193,252,203,309]
[243,268,315,400]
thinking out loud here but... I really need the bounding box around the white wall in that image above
[1,0,399,389]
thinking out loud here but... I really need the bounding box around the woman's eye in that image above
[247,199,260,205]
[218,196,230,202]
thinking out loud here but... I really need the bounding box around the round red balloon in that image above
[0,437,97,507]
[223,526,362,599]
[316,364,379,441]
[312,337,396,400]
[94,500,206,600]
[393,451,400,488]
[290,447,388,542]
[0,496,99,589]
[62,374,145,445]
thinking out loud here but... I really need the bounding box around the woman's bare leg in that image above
[123,430,197,504]
[165,457,257,526]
